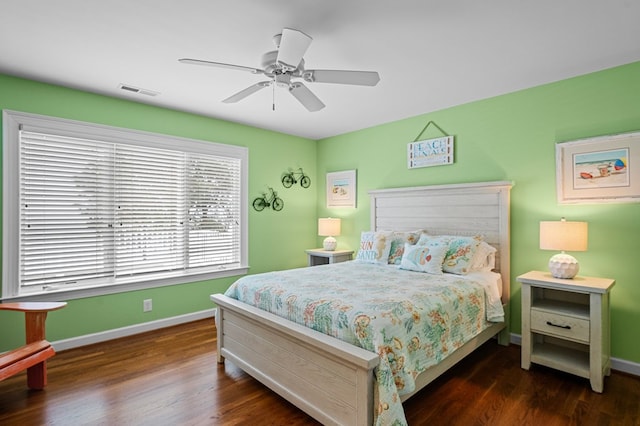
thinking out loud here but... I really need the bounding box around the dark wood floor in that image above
[1,319,639,425]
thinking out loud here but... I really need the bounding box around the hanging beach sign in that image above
[407,121,454,169]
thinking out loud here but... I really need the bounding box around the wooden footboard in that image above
[211,294,379,426]
[212,294,507,425]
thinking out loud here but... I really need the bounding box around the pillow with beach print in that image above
[355,231,392,264]
[399,241,448,274]
[418,234,482,275]
[387,230,423,265]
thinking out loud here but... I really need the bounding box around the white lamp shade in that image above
[540,219,588,279]
[318,218,340,251]
[540,220,588,252]
[318,218,341,237]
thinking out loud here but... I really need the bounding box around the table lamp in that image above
[318,218,341,251]
[539,218,588,279]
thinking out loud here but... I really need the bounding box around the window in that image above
[3,110,248,300]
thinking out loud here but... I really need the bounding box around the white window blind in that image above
[3,110,248,299]
[20,132,116,288]
[113,142,186,278]
[186,155,242,269]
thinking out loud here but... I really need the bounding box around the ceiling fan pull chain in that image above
[272,79,276,111]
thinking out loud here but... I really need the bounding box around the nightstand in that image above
[305,249,354,266]
[518,270,615,393]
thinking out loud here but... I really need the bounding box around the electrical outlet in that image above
[143,299,152,312]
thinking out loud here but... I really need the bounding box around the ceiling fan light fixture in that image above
[275,73,291,87]
[179,27,380,111]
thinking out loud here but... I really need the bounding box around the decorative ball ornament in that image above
[548,252,580,279]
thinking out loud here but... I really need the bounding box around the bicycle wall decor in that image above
[252,187,284,212]
[282,167,310,188]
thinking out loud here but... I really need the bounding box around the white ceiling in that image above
[1,0,639,140]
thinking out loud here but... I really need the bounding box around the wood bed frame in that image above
[211,180,512,425]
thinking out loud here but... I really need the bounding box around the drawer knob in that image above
[546,321,571,330]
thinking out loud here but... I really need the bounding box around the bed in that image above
[211,180,512,425]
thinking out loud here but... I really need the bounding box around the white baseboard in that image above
[50,320,639,378]
[611,357,640,377]
[51,308,216,352]
[510,333,522,346]
[510,333,639,377]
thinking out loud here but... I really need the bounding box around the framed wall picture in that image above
[556,131,639,204]
[326,170,356,208]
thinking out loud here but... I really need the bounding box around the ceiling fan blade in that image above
[302,69,380,86]
[178,58,263,74]
[223,81,271,103]
[289,82,325,112]
[276,28,312,71]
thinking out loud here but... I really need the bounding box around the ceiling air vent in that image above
[118,84,159,97]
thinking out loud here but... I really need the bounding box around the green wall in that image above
[316,61,640,364]
[0,74,317,349]
[2,61,639,366]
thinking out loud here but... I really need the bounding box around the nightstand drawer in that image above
[531,309,589,343]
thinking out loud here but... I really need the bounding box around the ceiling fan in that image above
[179,28,380,112]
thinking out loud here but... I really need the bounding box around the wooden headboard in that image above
[369,181,512,306]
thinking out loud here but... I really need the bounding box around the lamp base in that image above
[322,236,337,251]
[548,252,579,279]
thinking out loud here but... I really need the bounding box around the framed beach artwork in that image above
[326,170,356,208]
[556,131,640,204]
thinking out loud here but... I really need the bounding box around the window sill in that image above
[1,266,249,302]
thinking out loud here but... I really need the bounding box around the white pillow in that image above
[470,241,497,272]
[399,241,448,275]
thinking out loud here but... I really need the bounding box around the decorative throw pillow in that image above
[470,241,497,272]
[399,241,448,274]
[387,230,423,265]
[417,234,482,275]
[355,231,392,264]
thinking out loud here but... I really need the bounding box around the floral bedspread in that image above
[223,261,504,426]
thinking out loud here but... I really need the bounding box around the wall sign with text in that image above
[407,136,454,169]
